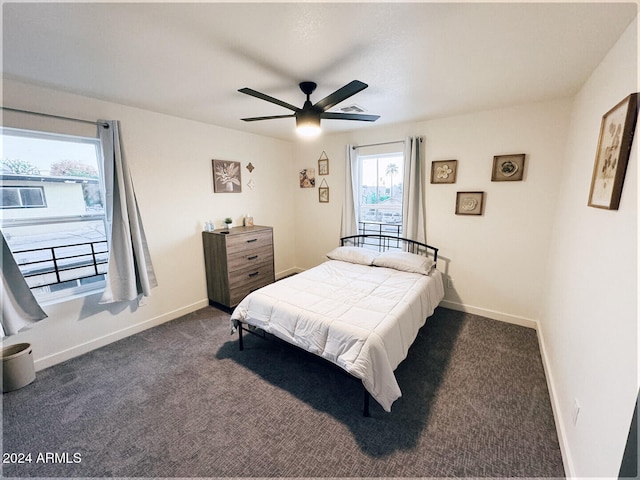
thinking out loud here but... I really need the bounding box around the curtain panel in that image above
[1,231,47,337]
[341,144,359,237]
[402,136,427,243]
[98,120,157,304]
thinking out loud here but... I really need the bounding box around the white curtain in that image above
[402,136,427,243]
[341,144,359,237]
[1,231,47,337]
[98,120,157,304]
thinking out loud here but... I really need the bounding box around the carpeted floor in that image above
[2,306,565,478]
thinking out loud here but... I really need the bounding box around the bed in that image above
[230,234,445,415]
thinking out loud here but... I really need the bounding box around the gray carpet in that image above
[2,306,565,478]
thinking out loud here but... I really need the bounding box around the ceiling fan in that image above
[238,80,380,136]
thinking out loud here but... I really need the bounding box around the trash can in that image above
[2,343,35,393]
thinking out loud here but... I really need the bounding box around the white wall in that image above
[539,18,638,477]
[2,79,297,369]
[294,98,573,327]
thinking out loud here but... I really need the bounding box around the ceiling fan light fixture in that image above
[296,113,321,137]
[239,80,378,136]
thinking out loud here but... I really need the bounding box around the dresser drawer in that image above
[225,230,272,255]
[226,244,273,271]
[229,264,275,305]
[228,260,273,289]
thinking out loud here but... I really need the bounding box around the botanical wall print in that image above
[299,168,316,188]
[318,178,329,203]
[318,151,329,175]
[455,191,484,215]
[492,154,525,181]
[213,160,242,193]
[431,160,457,184]
[588,93,639,210]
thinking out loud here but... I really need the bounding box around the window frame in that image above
[355,150,406,237]
[0,126,108,305]
[1,186,47,208]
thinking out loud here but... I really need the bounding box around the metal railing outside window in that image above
[357,221,403,250]
[13,240,108,290]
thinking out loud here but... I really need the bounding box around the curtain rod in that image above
[351,138,423,150]
[352,140,404,150]
[1,106,109,128]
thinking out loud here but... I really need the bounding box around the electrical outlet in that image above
[572,399,581,426]
[447,278,454,289]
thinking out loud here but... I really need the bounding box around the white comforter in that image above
[230,260,444,412]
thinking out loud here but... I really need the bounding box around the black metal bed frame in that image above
[340,234,438,265]
[235,234,439,416]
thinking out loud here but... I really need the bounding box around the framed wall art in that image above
[318,179,329,203]
[588,93,639,210]
[299,168,315,188]
[318,151,329,175]
[212,159,242,193]
[431,160,457,184]
[455,191,484,215]
[492,154,525,181]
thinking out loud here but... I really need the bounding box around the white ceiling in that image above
[2,2,637,141]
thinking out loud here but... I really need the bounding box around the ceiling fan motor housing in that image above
[299,81,317,97]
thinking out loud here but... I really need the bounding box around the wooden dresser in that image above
[202,225,275,308]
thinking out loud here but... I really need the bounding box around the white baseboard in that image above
[34,299,209,371]
[536,322,574,478]
[439,299,538,330]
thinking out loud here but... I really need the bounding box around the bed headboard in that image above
[340,234,438,264]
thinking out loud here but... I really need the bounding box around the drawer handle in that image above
[248,271,260,278]
[246,238,258,243]
[247,255,258,260]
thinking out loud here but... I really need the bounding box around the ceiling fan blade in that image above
[238,88,300,112]
[313,80,369,111]
[320,112,380,122]
[241,114,296,122]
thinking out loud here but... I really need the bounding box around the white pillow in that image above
[325,246,380,265]
[372,250,434,275]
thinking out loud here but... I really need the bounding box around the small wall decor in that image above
[492,154,525,181]
[299,168,315,188]
[431,160,457,184]
[455,191,484,215]
[588,93,639,210]
[213,159,242,193]
[318,178,329,203]
[246,162,255,173]
[318,151,329,175]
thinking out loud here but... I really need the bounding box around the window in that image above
[356,151,405,236]
[0,127,108,304]
[1,186,46,208]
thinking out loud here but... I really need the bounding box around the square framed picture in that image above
[212,159,242,193]
[431,160,457,184]
[588,93,639,210]
[299,168,315,188]
[456,191,484,215]
[492,154,525,181]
